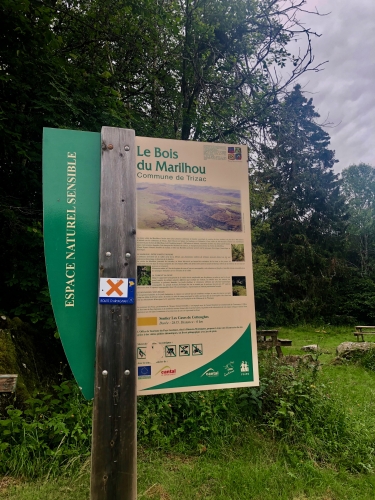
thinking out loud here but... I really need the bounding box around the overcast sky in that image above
[288,0,375,172]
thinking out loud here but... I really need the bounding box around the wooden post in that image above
[91,127,137,500]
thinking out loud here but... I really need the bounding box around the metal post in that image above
[91,127,137,500]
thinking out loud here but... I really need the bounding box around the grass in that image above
[3,442,375,499]
[277,325,351,354]
[2,325,375,499]
[276,325,375,430]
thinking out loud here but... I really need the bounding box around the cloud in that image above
[289,0,375,171]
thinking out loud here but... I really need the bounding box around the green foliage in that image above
[0,0,326,329]
[251,243,280,325]
[137,266,152,286]
[258,355,375,472]
[252,85,348,324]
[2,0,374,331]
[328,163,375,323]
[0,0,132,329]
[347,347,375,372]
[341,163,375,276]
[137,389,252,451]
[231,244,244,262]
[0,318,66,405]
[232,276,247,296]
[4,329,375,497]
[2,350,375,479]
[0,381,92,477]
[360,349,375,372]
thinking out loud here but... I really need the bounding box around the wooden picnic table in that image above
[257,329,283,357]
[353,326,375,342]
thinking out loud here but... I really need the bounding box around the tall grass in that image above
[1,351,375,478]
[0,381,92,478]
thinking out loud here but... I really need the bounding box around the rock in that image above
[301,344,319,352]
[284,354,313,363]
[336,341,375,359]
[283,354,320,368]
[284,355,299,363]
[330,356,344,365]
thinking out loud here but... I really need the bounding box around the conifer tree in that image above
[255,85,348,323]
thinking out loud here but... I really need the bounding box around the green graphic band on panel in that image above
[143,325,253,391]
[43,128,101,400]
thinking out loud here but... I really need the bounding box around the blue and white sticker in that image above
[99,277,135,304]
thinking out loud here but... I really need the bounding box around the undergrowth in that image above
[0,381,92,478]
[258,355,375,472]
[1,355,374,478]
[352,347,375,372]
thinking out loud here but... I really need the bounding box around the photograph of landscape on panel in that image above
[137,183,242,231]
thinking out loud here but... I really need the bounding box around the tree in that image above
[53,0,323,144]
[0,0,61,325]
[328,163,375,324]
[341,163,375,276]
[253,85,348,323]
[175,0,314,142]
[0,0,325,327]
[0,0,126,325]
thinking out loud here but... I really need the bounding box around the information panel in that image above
[135,137,258,394]
[43,128,258,398]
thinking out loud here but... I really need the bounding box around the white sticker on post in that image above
[99,278,135,304]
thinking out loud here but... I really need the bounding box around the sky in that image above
[288,0,375,172]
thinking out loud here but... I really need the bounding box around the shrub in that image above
[355,347,375,372]
[137,388,258,450]
[0,381,92,477]
[256,355,375,472]
[2,357,374,478]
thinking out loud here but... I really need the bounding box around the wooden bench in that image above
[257,330,283,357]
[278,339,292,346]
[0,374,18,393]
[353,326,375,342]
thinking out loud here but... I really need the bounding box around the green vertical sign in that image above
[43,128,101,399]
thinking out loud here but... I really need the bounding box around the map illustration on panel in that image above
[137,183,242,231]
